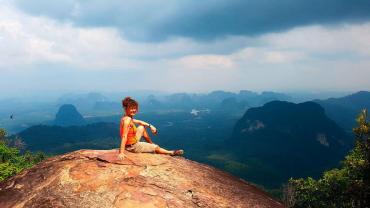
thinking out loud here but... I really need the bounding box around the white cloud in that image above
[0,4,251,71]
[0,4,142,70]
[0,1,370,94]
[262,23,370,56]
[173,55,234,70]
[263,51,305,64]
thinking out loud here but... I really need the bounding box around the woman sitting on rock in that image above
[118,96,184,160]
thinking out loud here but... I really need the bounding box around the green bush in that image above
[0,128,46,182]
[284,109,370,208]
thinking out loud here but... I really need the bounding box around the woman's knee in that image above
[137,125,145,132]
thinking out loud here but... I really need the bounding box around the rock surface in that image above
[0,149,283,208]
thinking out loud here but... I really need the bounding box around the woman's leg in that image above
[155,146,174,155]
[136,125,181,155]
[135,125,145,141]
[136,125,153,143]
[142,127,153,143]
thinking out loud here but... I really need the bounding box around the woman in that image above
[118,97,184,160]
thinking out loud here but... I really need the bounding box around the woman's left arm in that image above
[132,119,157,134]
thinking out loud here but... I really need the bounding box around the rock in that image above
[0,149,283,208]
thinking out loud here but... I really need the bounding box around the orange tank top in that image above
[120,117,137,145]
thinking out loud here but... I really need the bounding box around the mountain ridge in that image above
[314,91,370,131]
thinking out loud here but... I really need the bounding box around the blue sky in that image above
[1,0,370,97]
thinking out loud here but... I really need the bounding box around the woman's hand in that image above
[150,125,158,135]
[118,153,126,160]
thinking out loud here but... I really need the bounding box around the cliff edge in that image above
[0,149,283,208]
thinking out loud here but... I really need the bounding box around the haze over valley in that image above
[3,90,369,192]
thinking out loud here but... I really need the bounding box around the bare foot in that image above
[171,149,184,156]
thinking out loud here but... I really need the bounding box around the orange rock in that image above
[0,149,284,208]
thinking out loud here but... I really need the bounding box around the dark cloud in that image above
[14,0,370,41]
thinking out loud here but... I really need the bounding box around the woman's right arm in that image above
[119,117,131,157]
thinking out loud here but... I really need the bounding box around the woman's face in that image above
[125,106,138,117]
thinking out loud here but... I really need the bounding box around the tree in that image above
[0,128,6,141]
[284,109,370,208]
[0,128,46,182]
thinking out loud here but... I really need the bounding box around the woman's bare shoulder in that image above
[121,116,132,123]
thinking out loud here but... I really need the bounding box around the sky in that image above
[1,0,370,98]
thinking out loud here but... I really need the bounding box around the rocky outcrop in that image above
[0,149,283,208]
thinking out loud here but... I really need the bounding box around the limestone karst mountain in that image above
[0,149,283,208]
[54,104,86,126]
[229,101,351,188]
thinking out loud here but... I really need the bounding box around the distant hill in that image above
[16,122,119,154]
[57,92,108,107]
[226,101,352,188]
[54,104,86,126]
[141,90,291,114]
[314,91,370,131]
[56,92,110,114]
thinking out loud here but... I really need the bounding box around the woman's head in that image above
[122,97,139,116]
